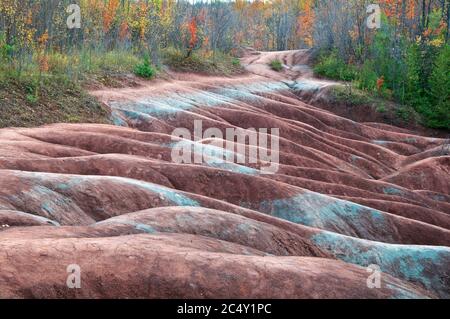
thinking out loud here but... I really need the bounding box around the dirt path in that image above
[0,50,449,299]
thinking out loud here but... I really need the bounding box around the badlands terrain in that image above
[0,50,449,298]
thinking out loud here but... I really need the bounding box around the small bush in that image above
[26,93,38,104]
[376,104,386,113]
[0,43,14,63]
[314,51,357,81]
[396,106,412,122]
[47,52,70,74]
[134,56,156,79]
[269,59,283,71]
[357,61,378,92]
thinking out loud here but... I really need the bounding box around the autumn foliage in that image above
[187,17,198,57]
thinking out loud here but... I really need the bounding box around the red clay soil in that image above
[0,50,449,299]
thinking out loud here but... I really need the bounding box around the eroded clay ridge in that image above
[0,50,449,299]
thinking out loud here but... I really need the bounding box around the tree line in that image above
[1,0,448,128]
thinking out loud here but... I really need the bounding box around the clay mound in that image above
[0,50,449,299]
[0,206,446,298]
[93,206,329,258]
[0,210,59,227]
[383,156,450,195]
[1,168,449,247]
[0,232,434,299]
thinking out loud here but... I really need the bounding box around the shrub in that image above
[314,51,356,81]
[376,104,386,113]
[134,55,156,79]
[26,93,38,104]
[47,52,70,74]
[396,106,412,122]
[269,59,283,71]
[357,61,378,92]
[0,43,14,63]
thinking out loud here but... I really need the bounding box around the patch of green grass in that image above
[232,58,241,67]
[0,49,156,128]
[0,73,110,128]
[269,59,283,72]
[45,50,138,74]
[162,48,245,75]
[330,86,373,106]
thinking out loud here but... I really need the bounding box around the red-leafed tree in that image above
[187,16,198,57]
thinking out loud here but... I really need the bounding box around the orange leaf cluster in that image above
[103,0,119,32]
[298,0,315,47]
[377,76,385,92]
[188,17,198,50]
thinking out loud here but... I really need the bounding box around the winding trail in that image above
[0,50,449,299]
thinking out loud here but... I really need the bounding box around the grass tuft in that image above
[269,59,283,72]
